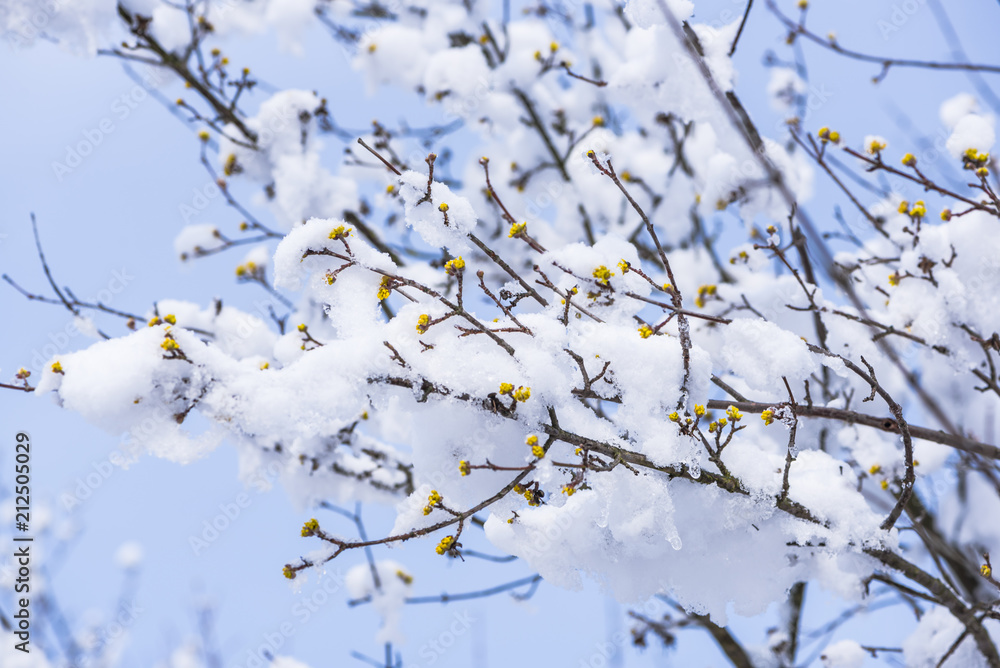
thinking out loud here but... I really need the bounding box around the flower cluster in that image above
[963,148,990,176]
[499,383,531,402]
[817,126,841,144]
[592,265,613,286]
[329,225,351,240]
[435,535,455,555]
[695,285,717,308]
[377,276,392,301]
[423,490,442,516]
[301,518,319,537]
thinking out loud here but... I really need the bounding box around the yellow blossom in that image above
[458,460,471,476]
[499,382,514,395]
[865,137,886,155]
[435,535,454,555]
[301,518,319,537]
[818,127,840,143]
[416,314,431,334]
[377,276,392,301]
[508,221,527,238]
[761,409,775,426]
[329,225,351,240]
[901,153,917,167]
[696,284,716,308]
[444,257,465,275]
[592,265,613,285]
[638,325,653,339]
[512,386,531,402]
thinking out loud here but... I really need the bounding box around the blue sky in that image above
[2,1,998,666]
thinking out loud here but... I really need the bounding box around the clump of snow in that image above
[114,540,144,569]
[0,0,115,55]
[691,20,740,91]
[945,113,995,159]
[217,90,358,229]
[353,25,432,93]
[722,318,819,397]
[174,224,224,260]
[397,170,478,254]
[821,639,867,667]
[345,560,414,645]
[903,607,1000,667]
[272,658,313,668]
[767,68,806,111]
[940,93,979,129]
[149,4,190,53]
